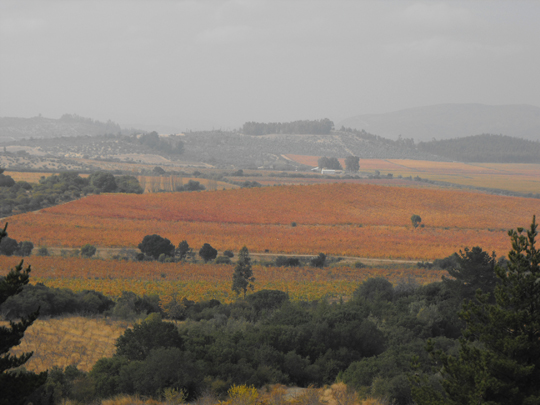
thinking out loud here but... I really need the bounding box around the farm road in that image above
[37,247,419,265]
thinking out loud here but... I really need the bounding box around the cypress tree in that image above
[232,246,255,298]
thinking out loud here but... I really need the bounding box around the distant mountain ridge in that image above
[0,114,137,142]
[338,104,540,142]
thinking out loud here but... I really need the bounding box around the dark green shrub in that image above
[80,244,96,258]
[17,241,34,257]
[354,277,394,302]
[138,234,175,260]
[36,247,49,256]
[199,243,217,263]
[310,253,326,268]
[275,256,301,267]
[115,314,183,361]
[215,256,231,265]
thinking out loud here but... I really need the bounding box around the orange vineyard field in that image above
[5,183,539,260]
[0,256,443,303]
[285,156,540,194]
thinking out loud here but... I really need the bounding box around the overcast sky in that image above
[1,0,539,131]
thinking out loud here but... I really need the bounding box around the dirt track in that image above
[34,247,420,265]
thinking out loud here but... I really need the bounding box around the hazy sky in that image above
[1,0,539,131]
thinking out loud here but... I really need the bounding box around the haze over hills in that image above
[338,104,540,142]
[418,134,540,163]
[2,113,540,166]
[0,114,138,142]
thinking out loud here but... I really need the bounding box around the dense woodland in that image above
[417,134,540,163]
[242,119,334,135]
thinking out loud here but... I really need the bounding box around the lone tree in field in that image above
[411,214,422,228]
[199,243,217,263]
[232,246,255,298]
[0,223,47,405]
[413,216,540,404]
[345,156,360,172]
[138,234,175,260]
[176,240,190,261]
[81,244,97,258]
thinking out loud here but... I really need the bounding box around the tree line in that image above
[242,119,334,135]
[0,170,142,216]
[417,133,540,163]
[317,156,360,172]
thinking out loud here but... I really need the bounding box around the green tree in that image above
[353,277,394,302]
[115,313,183,361]
[0,168,15,188]
[176,180,205,192]
[318,157,342,170]
[310,253,326,268]
[0,236,19,256]
[442,246,499,303]
[413,216,540,404]
[345,156,360,172]
[411,215,422,228]
[0,224,47,405]
[232,246,255,298]
[80,244,97,258]
[17,241,34,257]
[153,166,166,175]
[199,243,217,263]
[115,175,143,194]
[89,171,117,192]
[176,240,190,260]
[138,234,175,260]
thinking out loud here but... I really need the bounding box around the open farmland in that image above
[0,255,442,304]
[285,156,540,194]
[0,316,127,372]
[5,183,539,260]
[137,175,238,192]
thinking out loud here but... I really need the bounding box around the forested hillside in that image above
[0,114,137,142]
[242,119,334,135]
[417,134,540,163]
[338,104,540,142]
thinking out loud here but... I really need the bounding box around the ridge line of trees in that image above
[243,119,334,135]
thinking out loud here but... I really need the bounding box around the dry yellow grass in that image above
[1,316,129,372]
[137,176,238,193]
[5,171,88,183]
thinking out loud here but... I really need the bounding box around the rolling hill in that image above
[339,104,540,142]
[0,114,137,142]
[417,134,540,163]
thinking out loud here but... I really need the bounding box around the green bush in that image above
[36,246,49,256]
[80,244,97,258]
[215,256,231,265]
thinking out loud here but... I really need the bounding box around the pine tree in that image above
[0,223,47,405]
[413,216,540,404]
[232,246,255,298]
